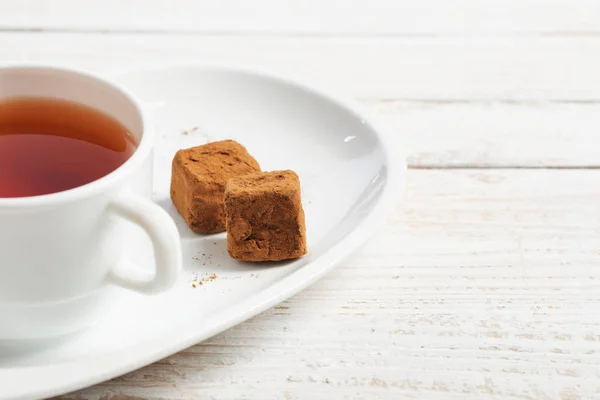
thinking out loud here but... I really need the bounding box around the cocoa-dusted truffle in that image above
[224,170,307,262]
[170,140,260,233]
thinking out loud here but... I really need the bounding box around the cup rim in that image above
[0,64,153,209]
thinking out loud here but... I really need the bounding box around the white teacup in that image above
[0,66,182,340]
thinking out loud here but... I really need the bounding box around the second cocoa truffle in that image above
[170,140,260,233]
[224,170,307,262]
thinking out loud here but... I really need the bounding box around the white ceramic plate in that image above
[0,65,404,400]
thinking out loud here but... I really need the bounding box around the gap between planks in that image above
[3,27,600,38]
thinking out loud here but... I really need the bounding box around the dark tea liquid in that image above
[0,97,137,198]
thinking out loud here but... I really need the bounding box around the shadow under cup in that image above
[0,66,153,341]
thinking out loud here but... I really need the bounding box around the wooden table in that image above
[3,1,600,398]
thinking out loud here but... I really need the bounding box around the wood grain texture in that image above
[2,32,600,100]
[1,0,599,35]
[54,169,600,399]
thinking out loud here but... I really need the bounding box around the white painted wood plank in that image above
[1,0,599,35]
[3,33,600,101]
[3,33,600,167]
[55,169,600,399]
[370,100,600,167]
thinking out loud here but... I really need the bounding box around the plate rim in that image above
[1,63,406,400]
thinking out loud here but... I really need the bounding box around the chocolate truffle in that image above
[170,140,261,233]
[224,170,307,262]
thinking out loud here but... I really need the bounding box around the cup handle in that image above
[105,194,182,294]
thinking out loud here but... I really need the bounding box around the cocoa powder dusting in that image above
[190,272,217,288]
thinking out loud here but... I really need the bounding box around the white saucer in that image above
[0,65,404,400]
